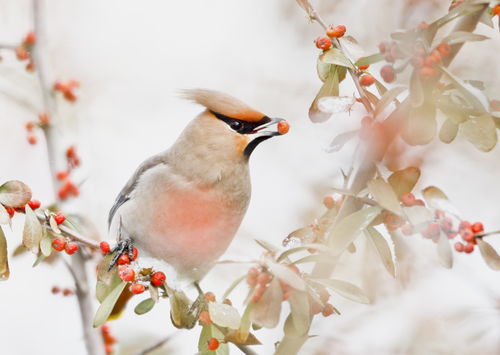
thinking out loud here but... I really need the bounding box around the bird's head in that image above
[181,89,289,160]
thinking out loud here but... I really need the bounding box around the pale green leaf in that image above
[461,114,497,152]
[22,205,42,254]
[403,206,433,227]
[238,302,255,343]
[311,278,370,304]
[250,277,282,328]
[208,302,241,330]
[39,230,52,257]
[440,66,489,112]
[477,239,500,270]
[409,70,424,107]
[402,103,437,145]
[443,30,489,45]
[422,186,460,215]
[354,53,384,67]
[309,65,341,123]
[134,298,155,315]
[0,226,9,280]
[0,204,10,225]
[320,48,355,69]
[439,119,459,143]
[277,243,332,263]
[93,281,126,327]
[266,259,306,291]
[374,87,406,118]
[254,239,279,254]
[367,178,403,216]
[198,324,229,355]
[437,232,453,269]
[365,227,395,277]
[288,291,310,336]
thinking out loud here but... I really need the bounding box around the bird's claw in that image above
[108,238,134,271]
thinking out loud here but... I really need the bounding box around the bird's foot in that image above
[108,238,135,271]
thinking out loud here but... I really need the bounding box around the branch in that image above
[134,333,179,355]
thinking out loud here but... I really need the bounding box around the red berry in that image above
[458,221,471,232]
[315,36,332,50]
[151,271,166,286]
[326,24,346,38]
[38,113,49,125]
[246,267,259,287]
[16,47,29,61]
[100,241,110,254]
[454,242,465,252]
[447,232,457,239]
[27,200,41,209]
[51,286,60,294]
[464,243,474,254]
[65,241,79,255]
[462,230,475,243]
[24,32,36,45]
[400,192,416,206]
[199,311,212,325]
[131,247,138,261]
[471,222,484,234]
[52,238,66,252]
[437,42,452,56]
[25,121,35,131]
[380,65,395,83]
[207,338,219,351]
[54,212,66,225]
[435,210,445,219]
[359,74,376,86]
[130,283,145,294]
[117,254,130,265]
[5,206,14,218]
[27,134,37,145]
[322,303,335,317]
[277,120,290,135]
[104,344,113,355]
[323,196,335,209]
[58,188,68,200]
[66,145,76,158]
[62,288,74,296]
[384,213,403,231]
[118,267,135,282]
[357,58,369,70]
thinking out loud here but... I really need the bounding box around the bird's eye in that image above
[229,121,243,132]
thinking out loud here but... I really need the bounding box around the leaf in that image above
[422,186,459,215]
[311,278,370,304]
[224,330,261,346]
[134,298,155,315]
[461,114,497,152]
[440,66,488,112]
[403,206,433,228]
[254,239,279,254]
[275,315,309,355]
[238,302,255,343]
[266,259,306,291]
[277,243,332,263]
[367,178,403,216]
[292,253,337,265]
[318,96,356,115]
[0,204,10,225]
[436,232,453,269]
[374,87,406,118]
[443,31,489,45]
[354,53,384,67]
[93,280,126,327]
[364,89,380,106]
[409,69,424,107]
[289,291,310,336]
[22,205,42,254]
[316,59,331,82]
[434,3,487,28]
[0,226,9,280]
[222,275,245,300]
[250,277,283,328]
[438,95,470,124]
[49,215,61,235]
[320,48,355,69]
[198,324,229,355]
[309,65,340,123]
[402,103,437,145]
[364,227,395,277]
[338,36,365,62]
[439,119,459,143]
[149,283,159,302]
[388,167,421,198]
[0,180,32,207]
[477,239,500,270]
[375,79,388,97]
[169,289,196,329]
[328,206,382,255]
[32,254,45,267]
[39,230,52,257]
[208,302,241,330]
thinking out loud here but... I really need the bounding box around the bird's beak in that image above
[251,117,288,137]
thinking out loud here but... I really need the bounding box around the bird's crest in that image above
[181,88,266,122]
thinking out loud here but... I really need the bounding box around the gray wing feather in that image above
[108,154,166,228]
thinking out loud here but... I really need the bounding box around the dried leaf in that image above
[169,290,196,329]
[461,114,497,152]
[439,119,459,143]
[437,232,453,269]
[388,167,421,198]
[0,227,9,280]
[288,291,310,336]
[367,178,403,216]
[309,65,342,123]
[477,239,500,270]
[365,227,395,277]
[250,277,283,328]
[208,302,241,330]
[320,48,355,69]
[328,206,382,255]
[22,205,42,254]
[443,30,489,45]
[402,103,437,145]
[434,3,487,28]
[134,298,155,315]
[0,180,32,207]
[327,130,358,153]
[422,186,459,215]
[266,259,306,291]
[312,278,370,304]
[292,253,337,265]
[93,281,126,327]
[0,204,10,225]
[316,59,331,82]
[374,87,406,118]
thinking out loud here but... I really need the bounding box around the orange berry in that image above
[357,57,369,70]
[118,267,135,282]
[413,199,425,206]
[65,241,79,255]
[25,61,35,72]
[315,36,331,50]
[204,292,216,302]
[322,303,335,317]
[207,338,219,351]
[359,74,375,86]
[277,120,290,135]
[38,113,50,125]
[15,47,29,61]
[51,286,61,294]
[419,66,436,80]
[62,288,74,296]
[493,4,500,16]
[151,271,166,286]
[380,65,395,83]
[326,24,346,38]
[52,238,66,252]
[25,121,35,131]
[56,170,69,180]
[323,195,335,209]
[131,247,138,261]
[66,145,76,158]
[24,32,36,45]
[27,134,37,145]
[130,283,145,294]
[417,22,429,30]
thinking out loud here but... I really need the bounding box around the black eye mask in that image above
[210,111,271,134]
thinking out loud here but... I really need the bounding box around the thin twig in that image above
[37,213,100,249]
[134,333,179,355]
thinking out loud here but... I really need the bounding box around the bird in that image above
[108,89,289,283]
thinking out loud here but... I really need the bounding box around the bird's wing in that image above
[108,154,166,229]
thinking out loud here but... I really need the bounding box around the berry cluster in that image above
[56,146,81,200]
[51,286,74,296]
[100,324,117,355]
[453,221,484,254]
[53,80,80,102]
[25,113,50,145]
[314,24,347,51]
[15,32,36,72]
[2,199,41,219]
